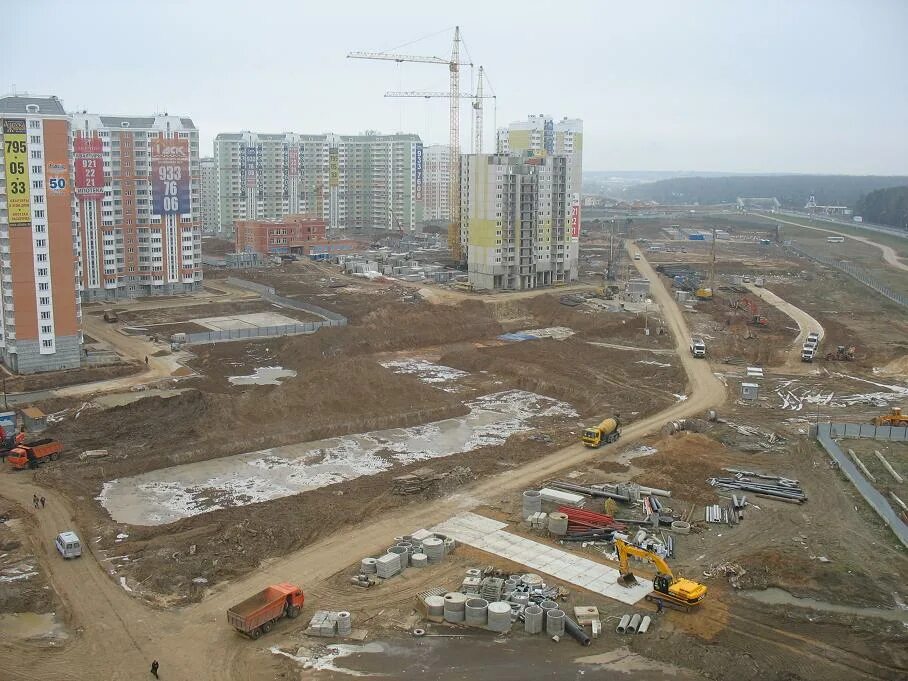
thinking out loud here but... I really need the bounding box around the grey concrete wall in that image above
[5,335,81,374]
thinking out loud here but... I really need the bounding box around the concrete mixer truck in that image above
[581,414,621,448]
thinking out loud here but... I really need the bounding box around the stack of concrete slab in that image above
[539,487,586,507]
[375,553,401,578]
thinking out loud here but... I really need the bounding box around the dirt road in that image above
[743,284,825,373]
[0,245,725,680]
[418,282,598,305]
[754,214,908,273]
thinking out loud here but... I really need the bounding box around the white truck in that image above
[690,338,706,358]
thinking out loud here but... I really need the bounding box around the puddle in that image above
[380,359,467,385]
[271,642,384,676]
[228,366,297,385]
[742,588,908,623]
[95,388,188,408]
[0,612,67,641]
[98,390,577,525]
[577,647,686,676]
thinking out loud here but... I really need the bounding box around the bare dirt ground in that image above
[2,362,142,394]
[2,239,906,681]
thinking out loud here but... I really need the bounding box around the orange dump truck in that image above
[7,439,63,470]
[227,583,304,639]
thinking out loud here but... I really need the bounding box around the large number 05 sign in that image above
[151,138,190,216]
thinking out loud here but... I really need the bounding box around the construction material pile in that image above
[720,421,786,452]
[355,529,456,585]
[305,610,353,638]
[708,468,807,504]
[418,568,593,645]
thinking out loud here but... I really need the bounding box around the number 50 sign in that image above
[151,138,189,216]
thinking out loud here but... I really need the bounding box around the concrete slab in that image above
[195,312,302,331]
[430,512,651,605]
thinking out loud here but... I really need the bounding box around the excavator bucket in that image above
[618,571,639,587]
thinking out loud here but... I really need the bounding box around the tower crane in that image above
[384,66,496,154]
[348,27,472,262]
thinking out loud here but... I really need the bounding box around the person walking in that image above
[656,597,664,614]
[144,355,149,365]
[150,660,159,678]
[40,496,46,509]
[33,494,39,509]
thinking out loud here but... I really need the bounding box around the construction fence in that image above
[180,277,348,345]
[786,242,908,308]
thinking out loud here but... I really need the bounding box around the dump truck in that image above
[873,407,908,427]
[7,439,63,469]
[801,344,816,363]
[227,583,304,639]
[581,415,621,448]
[689,338,706,358]
[0,426,26,460]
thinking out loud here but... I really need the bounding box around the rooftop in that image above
[0,94,66,115]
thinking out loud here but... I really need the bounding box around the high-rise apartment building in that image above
[200,156,218,234]
[496,114,583,283]
[461,153,576,291]
[0,96,81,373]
[69,112,202,300]
[214,132,423,234]
[423,144,451,222]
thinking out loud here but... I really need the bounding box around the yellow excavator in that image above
[873,407,908,427]
[615,539,707,612]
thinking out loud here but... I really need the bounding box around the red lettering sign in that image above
[74,136,104,199]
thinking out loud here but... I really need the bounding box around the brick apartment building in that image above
[234,215,327,255]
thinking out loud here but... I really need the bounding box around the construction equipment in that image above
[227,583,304,639]
[103,309,118,323]
[7,439,63,469]
[689,338,706,358]
[581,415,621,448]
[694,287,713,301]
[825,345,855,361]
[615,539,707,612]
[0,425,26,460]
[349,27,472,262]
[873,407,908,427]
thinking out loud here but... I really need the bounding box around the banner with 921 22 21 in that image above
[151,137,189,216]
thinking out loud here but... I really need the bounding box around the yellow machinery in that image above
[694,287,713,300]
[873,407,908,427]
[581,415,621,448]
[615,539,707,612]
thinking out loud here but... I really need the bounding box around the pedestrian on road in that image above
[656,597,664,614]
[40,496,46,508]
[145,355,149,365]
[150,660,159,678]
[33,494,39,509]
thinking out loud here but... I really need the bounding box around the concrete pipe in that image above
[547,512,569,535]
[638,615,652,634]
[336,611,352,636]
[522,490,542,519]
[523,605,544,634]
[360,558,377,574]
[627,613,642,634]
[389,545,409,567]
[464,598,489,627]
[671,521,691,534]
[410,553,428,568]
[616,614,631,634]
[487,601,513,633]
[424,595,445,622]
[545,609,566,637]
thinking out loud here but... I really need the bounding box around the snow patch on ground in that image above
[119,577,133,593]
[270,643,382,676]
[673,394,689,402]
[98,390,577,525]
[637,360,672,368]
[228,366,297,386]
[380,358,468,385]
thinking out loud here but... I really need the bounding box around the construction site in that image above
[0,206,904,681]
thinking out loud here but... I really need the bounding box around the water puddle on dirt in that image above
[0,612,67,641]
[380,359,467,385]
[228,366,297,385]
[742,588,908,623]
[271,642,383,676]
[98,390,577,525]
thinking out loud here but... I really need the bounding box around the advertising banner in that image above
[3,119,31,227]
[328,147,338,187]
[151,137,190,216]
[244,146,257,188]
[570,193,581,240]
[414,143,423,201]
[73,136,104,198]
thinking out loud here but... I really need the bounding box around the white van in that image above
[55,531,82,559]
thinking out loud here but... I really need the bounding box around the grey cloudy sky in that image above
[2,0,906,174]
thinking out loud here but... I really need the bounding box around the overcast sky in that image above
[2,0,906,174]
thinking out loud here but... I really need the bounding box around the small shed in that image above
[20,406,47,432]
[741,383,760,401]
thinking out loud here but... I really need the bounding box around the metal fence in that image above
[226,276,347,322]
[821,421,908,442]
[184,320,345,345]
[785,242,908,308]
[814,422,908,548]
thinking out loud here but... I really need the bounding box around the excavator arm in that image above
[615,539,673,582]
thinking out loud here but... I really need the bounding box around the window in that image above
[39,297,50,305]
[30,135,41,144]
[31,150,42,159]
[35,225,46,233]
[31,165,42,174]
[40,311,50,320]
[37,268,48,277]
[35,239,47,248]
[38,282,49,291]
[34,210,45,218]
[42,340,53,348]
[29,120,40,129]
[32,180,43,189]
[33,195,44,204]
[41,325,52,334]
[36,253,47,262]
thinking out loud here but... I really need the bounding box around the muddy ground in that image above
[0,499,54,616]
[2,362,141,394]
